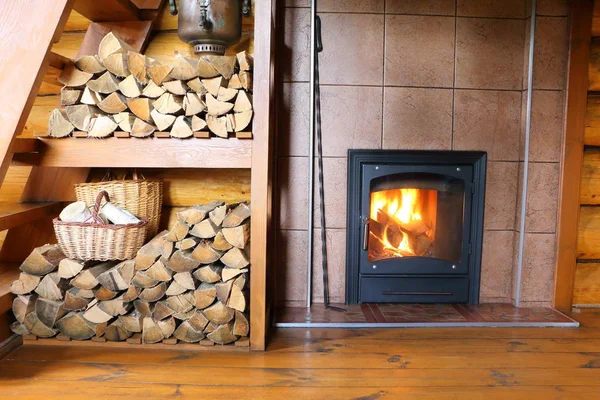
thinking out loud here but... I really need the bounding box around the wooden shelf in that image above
[12,138,252,169]
[0,263,19,314]
[0,203,61,232]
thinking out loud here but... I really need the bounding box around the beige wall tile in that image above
[319,14,384,85]
[536,0,568,16]
[453,90,521,161]
[386,0,455,15]
[533,17,569,90]
[481,230,516,299]
[276,230,308,304]
[525,162,559,233]
[520,233,556,303]
[278,157,308,230]
[285,0,385,12]
[530,90,564,162]
[313,157,348,229]
[385,15,455,87]
[457,0,525,18]
[383,87,453,149]
[485,162,519,230]
[282,8,310,82]
[312,229,347,303]
[455,18,525,90]
[280,83,310,157]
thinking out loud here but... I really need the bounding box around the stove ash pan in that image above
[345,150,487,304]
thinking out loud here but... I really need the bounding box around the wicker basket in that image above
[74,171,162,238]
[54,191,148,261]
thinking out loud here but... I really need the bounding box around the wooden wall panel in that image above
[574,262,600,304]
[581,148,600,205]
[577,206,600,259]
[585,94,600,145]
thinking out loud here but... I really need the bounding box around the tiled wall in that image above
[276,0,569,307]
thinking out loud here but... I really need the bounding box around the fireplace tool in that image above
[308,9,345,313]
[169,0,251,55]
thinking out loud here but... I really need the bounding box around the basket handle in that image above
[89,190,110,224]
[121,168,145,181]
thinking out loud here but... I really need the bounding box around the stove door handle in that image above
[363,218,369,250]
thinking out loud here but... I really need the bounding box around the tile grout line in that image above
[381,0,386,150]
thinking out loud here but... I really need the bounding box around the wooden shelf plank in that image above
[13,138,252,169]
[0,263,19,314]
[10,139,39,154]
[0,203,62,232]
[73,0,142,22]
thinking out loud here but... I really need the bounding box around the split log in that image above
[190,219,219,239]
[197,57,219,78]
[239,71,252,90]
[202,76,228,97]
[64,288,91,311]
[154,92,183,114]
[203,301,233,324]
[20,244,65,276]
[193,264,222,283]
[87,114,118,138]
[148,64,173,85]
[104,319,132,341]
[66,104,99,130]
[135,231,172,270]
[223,203,251,228]
[97,261,133,292]
[206,114,228,138]
[56,312,96,340]
[165,280,187,296]
[10,322,29,336]
[157,316,176,338]
[103,53,130,77]
[215,280,233,304]
[24,312,58,338]
[163,80,188,95]
[171,57,198,80]
[83,302,113,324]
[204,322,217,333]
[167,292,195,314]
[35,273,68,301]
[58,259,88,279]
[98,92,128,114]
[100,203,140,224]
[70,262,116,290]
[227,285,246,312]
[212,231,234,251]
[80,87,103,105]
[233,274,247,290]
[119,311,143,333]
[167,250,200,273]
[35,298,66,327]
[194,283,216,309]
[146,259,173,282]
[75,55,106,74]
[222,267,246,282]
[58,64,93,87]
[174,320,205,343]
[98,32,134,62]
[170,116,193,139]
[207,322,237,345]
[233,110,253,132]
[60,87,82,106]
[131,118,156,138]
[133,299,154,317]
[114,112,136,132]
[98,295,131,316]
[222,223,250,249]
[220,247,250,269]
[119,75,142,97]
[191,241,223,264]
[187,77,207,94]
[173,272,195,290]
[142,80,166,98]
[127,51,151,84]
[87,71,120,94]
[176,201,224,225]
[48,109,75,138]
[127,97,153,121]
[236,51,253,72]
[228,74,243,89]
[176,237,199,251]
[151,109,176,131]
[95,286,118,301]
[209,205,228,227]
[154,300,175,320]
[183,92,206,116]
[189,310,210,331]
[139,282,166,302]
[217,87,238,102]
[59,202,91,223]
[11,273,41,295]
[12,294,37,323]
[226,114,235,133]
[142,317,164,344]
[205,55,236,79]
[233,311,249,336]
[206,93,234,116]
[132,270,159,288]
[122,285,140,302]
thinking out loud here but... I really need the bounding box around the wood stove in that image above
[346,150,486,304]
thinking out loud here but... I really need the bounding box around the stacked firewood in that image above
[49,32,253,139]
[9,201,250,345]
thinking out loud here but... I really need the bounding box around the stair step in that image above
[11,139,39,154]
[73,0,142,22]
[0,203,62,232]
[0,264,19,314]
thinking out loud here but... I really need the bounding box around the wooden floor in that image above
[1,310,600,399]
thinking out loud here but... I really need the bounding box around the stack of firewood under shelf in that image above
[9,201,250,346]
[49,32,253,139]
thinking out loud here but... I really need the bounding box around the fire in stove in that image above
[368,188,438,262]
